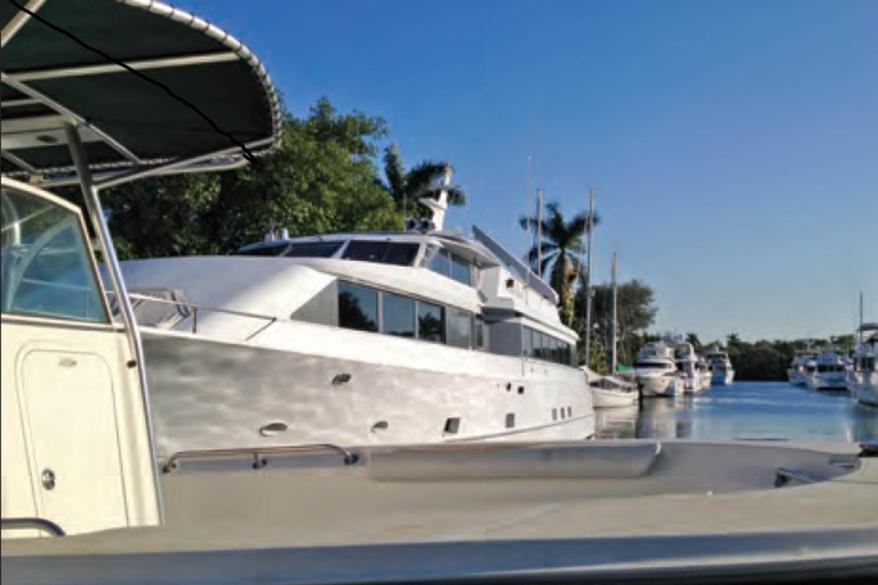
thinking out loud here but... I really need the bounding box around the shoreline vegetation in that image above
[69,97,853,381]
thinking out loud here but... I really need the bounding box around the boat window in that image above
[343,240,419,266]
[450,254,472,285]
[428,248,451,276]
[447,307,472,348]
[284,241,343,258]
[236,243,289,256]
[473,314,487,349]
[1,188,107,323]
[382,292,415,338]
[417,300,445,343]
[338,281,378,332]
[522,326,533,357]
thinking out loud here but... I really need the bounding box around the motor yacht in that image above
[2,2,877,583]
[634,342,680,397]
[697,357,713,390]
[849,323,878,407]
[787,350,818,386]
[807,349,850,391]
[706,345,735,385]
[673,341,704,394]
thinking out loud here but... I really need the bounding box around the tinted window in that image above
[473,315,486,349]
[284,241,343,258]
[447,307,472,348]
[338,282,378,332]
[450,254,471,285]
[382,293,415,337]
[417,301,445,343]
[2,188,107,322]
[235,243,289,256]
[428,249,450,276]
[522,327,533,357]
[343,241,419,266]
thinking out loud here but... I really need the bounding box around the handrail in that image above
[162,443,359,473]
[1,517,65,536]
[774,467,818,487]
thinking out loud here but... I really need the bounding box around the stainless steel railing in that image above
[162,443,359,473]
[1,517,65,536]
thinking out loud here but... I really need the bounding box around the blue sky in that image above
[179,0,877,341]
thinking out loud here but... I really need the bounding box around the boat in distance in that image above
[706,344,735,385]
[633,341,680,397]
[849,323,878,407]
[807,349,850,391]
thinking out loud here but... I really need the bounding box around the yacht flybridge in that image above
[2,1,878,583]
[120,224,596,453]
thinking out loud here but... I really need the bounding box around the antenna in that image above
[535,187,544,278]
[525,155,533,260]
[611,250,618,374]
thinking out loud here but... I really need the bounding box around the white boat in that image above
[673,341,704,394]
[787,350,818,386]
[634,342,678,397]
[849,323,878,407]
[3,2,878,583]
[583,368,638,408]
[806,349,850,391]
[706,345,735,385]
[697,357,713,390]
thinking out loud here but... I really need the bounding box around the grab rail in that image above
[774,467,818,487]
[1,517,65,536]
[162,443,359,473]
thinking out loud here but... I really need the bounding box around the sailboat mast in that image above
[584,188,595,367]
[525,155,533,261]
[860,291,864,344]
[611,251,618,374]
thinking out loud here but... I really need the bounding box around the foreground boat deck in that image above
[4,440,878,584]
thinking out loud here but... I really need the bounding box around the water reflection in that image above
[595,381,878,442]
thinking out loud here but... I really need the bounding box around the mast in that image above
[536,187,544,278]
[860,291,864,344]
[525,155,533,260]
[611,250,618,374]
[584,188,595,367]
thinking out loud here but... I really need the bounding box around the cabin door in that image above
[18,347,128,534]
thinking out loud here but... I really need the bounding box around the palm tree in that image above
[519,201,600,326]
[381,143,465,219]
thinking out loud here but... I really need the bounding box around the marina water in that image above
[596,382,878,442]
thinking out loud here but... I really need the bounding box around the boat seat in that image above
[365,441,661,481]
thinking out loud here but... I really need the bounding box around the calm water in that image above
[595,381,878,442]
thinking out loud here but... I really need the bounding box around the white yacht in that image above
[806,349,850,391]
[849,323,878,407]
[633,342,680,397]
[787,349,818,386]
[3,2,878,583]
[673,341,704,394]
[120,221,595,455]
[697,357,713,390]
[706,345,735,385]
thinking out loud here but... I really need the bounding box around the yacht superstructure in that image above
[673,341,704,393]
[706,345,735,385]
[807,349,849,391]
[120,227,595,454]
[787,350,818,386]
[849,323,878,407]
[634,342,679,397]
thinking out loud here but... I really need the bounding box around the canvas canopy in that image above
[0,0,281,185]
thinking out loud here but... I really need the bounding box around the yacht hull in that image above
[141,328,595,456]
[713,369,735,385]
[635,373,675,397]
[590,386,637,408]
[807,372,849,391]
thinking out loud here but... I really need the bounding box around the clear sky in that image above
[179,0,877,342]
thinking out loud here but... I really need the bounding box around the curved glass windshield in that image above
[1,188,106,323]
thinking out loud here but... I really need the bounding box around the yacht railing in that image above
[112,292,280,341]
[162,444,359,473]
[0,517,65,536]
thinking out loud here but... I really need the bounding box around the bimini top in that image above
[0,0,281,186]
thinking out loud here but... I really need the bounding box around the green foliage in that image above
[574,276,658,369]
[379,143,465,219]
[77,98,406,259]
[519,201,600,327]
[713,334,856,380]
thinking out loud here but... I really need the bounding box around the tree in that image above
[380,143,465,220]
[580,278,658,368]
[519,201,600,326]
[85,98,404,259]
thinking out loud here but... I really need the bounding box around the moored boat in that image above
[849,323,878,407]
[634,341,678,397]
[706,344,735,385]
[807,349,850,391]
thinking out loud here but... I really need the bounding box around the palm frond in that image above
[406,160,448,197]
[382,144,405,199]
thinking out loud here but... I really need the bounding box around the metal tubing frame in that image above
[162,444,359,473]
[0,516,65,536]
[64,123,165,522]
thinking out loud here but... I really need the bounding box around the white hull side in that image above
[807,372,848,391]
[590,386,637,408]
[635,373,675,397]
[141,329,595,456]
[850,373,878,406]
[712,369,734,385]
